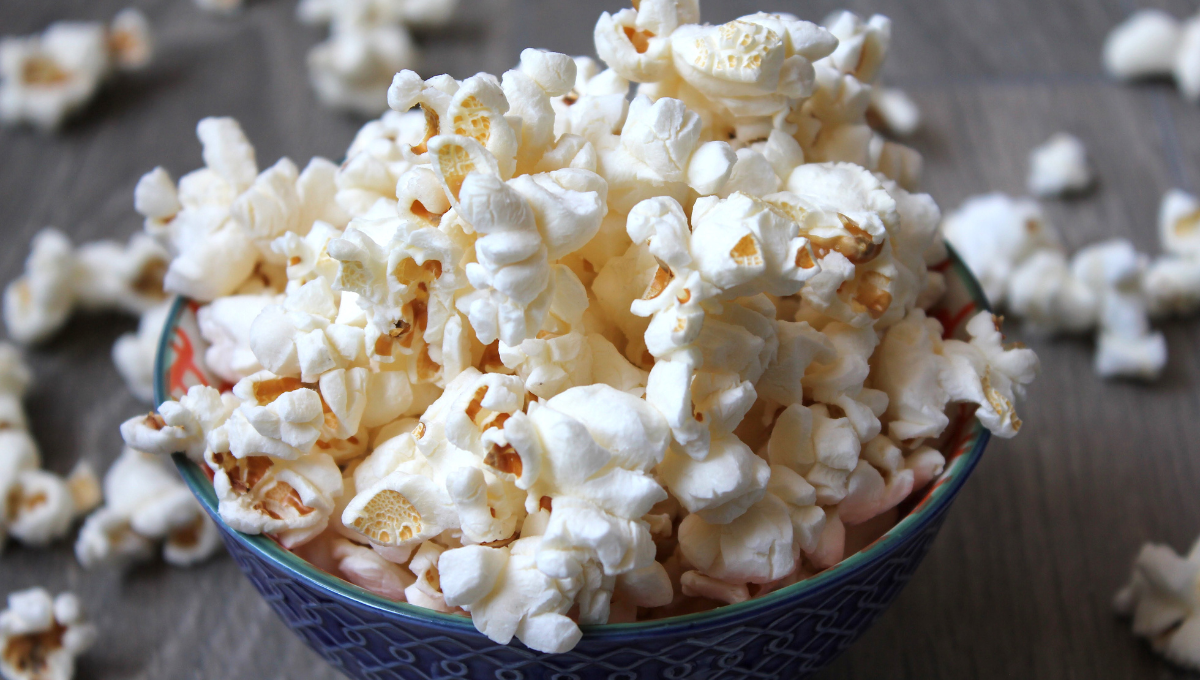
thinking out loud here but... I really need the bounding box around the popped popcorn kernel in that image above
[0,588,95,680]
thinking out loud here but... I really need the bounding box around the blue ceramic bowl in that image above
[157,249,991,680]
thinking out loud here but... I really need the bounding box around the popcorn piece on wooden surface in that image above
[76,448,221,568]
[0,588,96,680]
[0,9,153,130]
[3,230,78,345]
[1115,536,1200,672]
[1104,10,1182,80]
[1159,189,1200,259]
[297,0,459,113]
[1176,15,1200,102]
[1027,133,1093,198]
[940,193,1061,307]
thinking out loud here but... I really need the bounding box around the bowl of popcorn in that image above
[118,3,1039,678]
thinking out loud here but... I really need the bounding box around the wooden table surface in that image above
[1,0,1198,678]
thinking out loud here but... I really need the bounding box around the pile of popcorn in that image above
[1104,8,1200,102]
[297,0,459,115]
[0,8,151,131]
[105,1,1039,653]
[942,187,1200,380]
[0,343,100,552]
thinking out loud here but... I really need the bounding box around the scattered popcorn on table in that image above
[1115,536,1200,672]
[1027,133,1092,198]
[297,0,459,115]
[0,343,99,552]
[0,588,96,680]
[0,8,152,131]
[123,1,1040,653]
[943,188,1200,380]
[3,227,171,401]
[1104,8,1200,103]
[75,447,221,568]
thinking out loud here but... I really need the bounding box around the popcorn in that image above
[1027,133,1093,198]
[1105,10,1181,80]
[440,538,582,653]
[940,193,1061,307]
[3,230,78,345]
[1071,239,1166,380]
[1104,9,1200,103]
[197,294,277,383]
[119,384,239,462]
[940,312,1040,437]
[1176,15,1200,102]
[207,447,343,548]
[76,448,221,568]
[297,0,459,114]
[867,87,920,137]
[112,302,173,403]
[1115,536,1200,671]
[331,537,415,601]
[0,10,153,131]
[227,371,327,460]
[93,0,1043,652]
[1159,189,1200,259]
[499,385,668,578]
[0,588,96,680]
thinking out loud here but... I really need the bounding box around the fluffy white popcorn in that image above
[1115,536,1200,671]
[1176,15,1200,102]
[0,588,96,680]
[298,0,459,114]
[331,537,415,601]
[197,295,277,384]
[207,447,343,548]
[91,0,1043,650]
[0,10,153,131]
[440,538,582,653]
[75,448,220,568]
[867,87,920,137]
[499,385,668,579]
[112,302,173,403]
[677,491,795,584]
[1006,250,1098,334]
[1104,10,1182,80]
[1027,133,1092,198]
[941,193,1061,307]
[940,312,1039,437]
[119,385,239,462]
[306,22,417,116]
[1071,239,1166,380]
[1146,256,1200,318]
[3,230,78,345]
[227,371,327,460]
[1159,189,1200,259]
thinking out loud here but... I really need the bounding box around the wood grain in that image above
[0,0,1197,678]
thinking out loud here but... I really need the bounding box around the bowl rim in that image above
[159,247,992,639]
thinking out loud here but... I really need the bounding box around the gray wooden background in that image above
[1,0,1197,678]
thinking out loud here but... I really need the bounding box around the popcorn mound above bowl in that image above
[120,1,1038,654]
